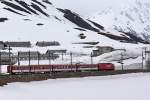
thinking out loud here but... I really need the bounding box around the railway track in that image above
[0,69,150,86]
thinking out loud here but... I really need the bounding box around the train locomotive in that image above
[7,63,115,74]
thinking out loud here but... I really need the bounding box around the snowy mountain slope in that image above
[89,0,150,43]
[1,0,148,43]
[50,0,150,44]
[0,0,142,52]
[0,0,148,47]
[0,0,102,52]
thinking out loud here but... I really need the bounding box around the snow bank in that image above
[0,73,150,100]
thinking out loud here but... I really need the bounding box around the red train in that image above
[7,63,115,74]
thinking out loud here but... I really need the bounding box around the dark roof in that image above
[36,41,60,47]
[72,42,99,45]
[5,41,31,47]
[0,52,12,55]
[18,51,40,55]
[46,49,67,54]
[96,46,114,49]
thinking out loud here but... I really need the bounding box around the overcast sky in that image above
[50,0,150,15]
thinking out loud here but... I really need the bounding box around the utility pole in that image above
[143,47,147,69]
[141,48,146,70]
[0,51,1,73]
[48,51,51,65]
[62,52,64,61]
[121,53,124,70]
[91,52,93,64]
[145,47,147,60]
[51,52,53,60]
[29,51,31,66]
[28,51,31,72]
[18,52,20,66]
[8,45,11,65]
[70,52,73,65]
[142,49,144,69]
[38,51,40,65]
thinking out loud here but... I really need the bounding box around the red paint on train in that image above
[98,63,115,71]
[7,63,115,74]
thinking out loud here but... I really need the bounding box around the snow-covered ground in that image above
[0,73,150,100]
